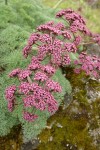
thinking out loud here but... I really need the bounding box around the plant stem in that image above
[5,0,8,5]
[82,41,95,45]
[53,0,64,9]
[27,76,32,83]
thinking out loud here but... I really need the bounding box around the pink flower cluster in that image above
[39,34,52,44]
[28,33,40,46]
[23,112,38,122]
[62,55,71,66]
[37,22,61,35]
[18,69,32,80]
[22,33,40,58]
[19,82,30,95]
[22,9,92,67]
[34,71,48,82]
[37,45,48,60]
[61,30,72,39]
[56,9,90,35]
[5,85,16,112]
[64,43,77,53]
[9,68,21,77]
[22,85,58,113]
[46,79,62,92]
[74,52,100,78]
[5,85,16,101]
[41,65,55,75]
[22,45,32,58]
[6,58,61,122]
[74,35,82,46]
[28,56,41,70]
[9,69,32,80]
[5,9,100,122]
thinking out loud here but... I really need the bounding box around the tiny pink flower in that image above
[5,85,16,101]
[23,112,38,122]
[46,79,62,92]
[19,82,30,95]
[18,69,32,80]
[34,72,48,82]
[9,68,21,77]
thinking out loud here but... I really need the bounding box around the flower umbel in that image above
[5,9,100,122]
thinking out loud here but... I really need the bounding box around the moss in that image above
[0,125,22,150]
[39,129,51,143]
[88,79,100,90]
[38,111,97,149]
